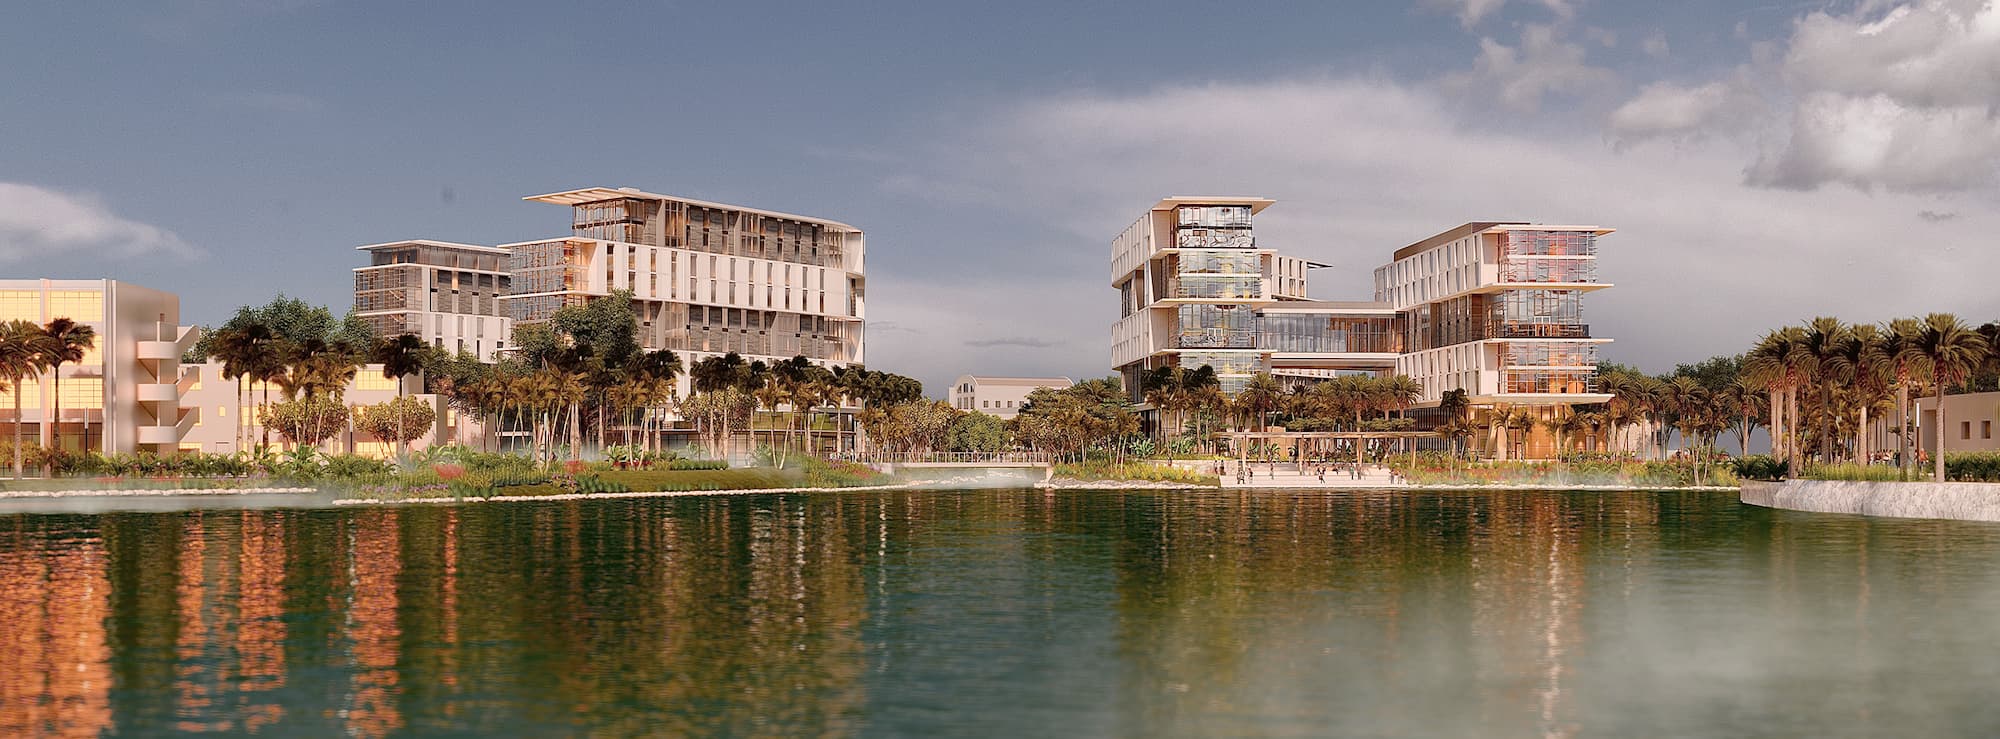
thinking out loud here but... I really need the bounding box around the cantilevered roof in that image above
[1391,222,1526,261]
[1150,196,1277,215]
[1391,222,1616,261]
[524,187,861,231]
[1258,300,1397,314]
[355,239,508,254]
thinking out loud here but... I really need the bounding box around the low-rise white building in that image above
[0,279,199,455]
[947,376,1073,419]
[175,362,473,457]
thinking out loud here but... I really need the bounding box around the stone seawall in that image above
[1741,480,2000,522]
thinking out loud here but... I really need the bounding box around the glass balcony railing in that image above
[1499,259,1598,283]
[1176,230,1257,250]
[1493,323,1590,339]
[1169,278,1262,300]
[1176,329,1259,349]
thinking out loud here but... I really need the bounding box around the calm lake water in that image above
[4,489,2000,737]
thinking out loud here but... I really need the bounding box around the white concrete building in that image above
[947,376,1073,419]
[506,186,867,397]
[0,279,200,454]
[176,362,472,457]
[353,240,513,361]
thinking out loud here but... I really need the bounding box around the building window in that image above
[0,291,40,322]
[1964,421,1974,440]
[46,291,103,322]
[1985,420,1993,439]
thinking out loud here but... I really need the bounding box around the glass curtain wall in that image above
[1177,304,1257,349]
[1259,314,1404,353]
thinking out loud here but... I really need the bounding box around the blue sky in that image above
[4,0,1998,394]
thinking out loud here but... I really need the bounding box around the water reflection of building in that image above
[0,533,113,737]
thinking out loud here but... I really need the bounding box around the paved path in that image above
[1223,464,1409,489]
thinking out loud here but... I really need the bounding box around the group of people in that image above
[1221,460,1378,485]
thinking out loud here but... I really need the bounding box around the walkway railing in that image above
[861,452,1054,465]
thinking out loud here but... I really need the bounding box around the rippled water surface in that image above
[4,489,2000,736]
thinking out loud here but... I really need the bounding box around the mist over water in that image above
[3,489,1999,736]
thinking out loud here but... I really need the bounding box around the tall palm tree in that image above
[1719,377,1766,459]
[0,321,56,479]
[1743,327,1807,469]
[370,333,428,458]
[1883,318,1925,474]
[1830,324,1887,464]
[40,318,95,453]
[1236,372,1284,431]
[1906,313,1989,482]
[1384,375,1423,422]
[1798,317,1850,464]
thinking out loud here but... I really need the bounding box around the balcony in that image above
[1168,277,1263,301]
[1493,323,1590,339]
[1176,330,1259,350]
[137,409,198,445]
[136,341,180,361]
[136,383,179,402]
[1175,230,1257,250]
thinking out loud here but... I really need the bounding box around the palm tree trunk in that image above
[1935,383,1947,482]
[49,364,61,453]
[1858,405,1870,466]
[1897,384,1911,475]
[13,380,23,480]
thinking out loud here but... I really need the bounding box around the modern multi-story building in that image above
[504,187,866,376]
[353,239,513,361]
[1111,197,1402,397]
[1374,222,1614,404]
[1111,198,1614,458]
[947,376,1073,419]
[0,279,200,454]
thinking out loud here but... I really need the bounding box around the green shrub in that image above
[668,458,728,471]
[1732,455,1790,482]
[1946,453,2000,482]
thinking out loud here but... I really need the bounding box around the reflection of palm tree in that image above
[40,318,95,453]
[0,321,56,478]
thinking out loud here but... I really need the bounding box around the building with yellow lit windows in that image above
[0,279,200,454]
[175,362,468,456]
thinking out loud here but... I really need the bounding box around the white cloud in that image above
[882,78,1999,383]
[1756,0,2000,190]
[1439,0,1581,28]
[1456,23,1617,110]
[1747,92,2000,191]
[1607,80,1763,141]
[0,183,200,262]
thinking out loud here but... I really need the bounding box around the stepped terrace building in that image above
[1112,197,1402,398]
[353,240,513,361]
[1111,198,1613,459]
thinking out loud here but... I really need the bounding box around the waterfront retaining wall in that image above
[1741,480,2000,522]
